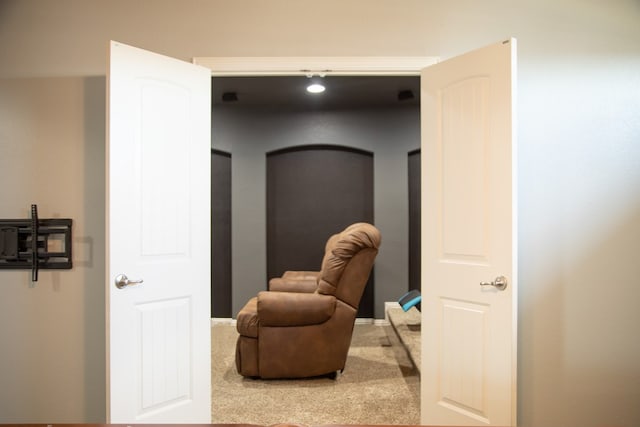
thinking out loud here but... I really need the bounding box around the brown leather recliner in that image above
[235,222,381,379]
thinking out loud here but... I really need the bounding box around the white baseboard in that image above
[211,317,236,326]
[353,318,388,325]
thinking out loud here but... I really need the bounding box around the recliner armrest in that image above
[268,277,317,293]
[282,270,320,280]
[257,291,335,327]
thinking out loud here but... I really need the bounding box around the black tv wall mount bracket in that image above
[0,204,72,281]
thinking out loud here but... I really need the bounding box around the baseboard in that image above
[211,317,236,326]
[354,317,388,325]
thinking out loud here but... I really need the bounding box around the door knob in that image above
[115,273,144,289]
[480,275,508,291]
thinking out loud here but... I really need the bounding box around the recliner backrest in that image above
[316,223,381,309]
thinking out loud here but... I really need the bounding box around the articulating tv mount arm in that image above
[0,204,72,281]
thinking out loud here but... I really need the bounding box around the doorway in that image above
[202,57,436,425]
[109,47,516,425]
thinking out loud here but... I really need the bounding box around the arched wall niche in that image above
[266,144,375,317]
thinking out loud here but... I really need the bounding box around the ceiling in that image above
[212,75,420,110]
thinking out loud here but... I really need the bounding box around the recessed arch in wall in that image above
[266,144,375,317]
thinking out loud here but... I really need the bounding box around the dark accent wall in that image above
[408,149,421,295]
[212,103,421,318]
[266,145,375,317]
[211,149,232,318]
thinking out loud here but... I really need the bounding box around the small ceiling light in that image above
[306,82,325,94]
[306,74,326,94]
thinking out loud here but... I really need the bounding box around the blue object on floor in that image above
[398,289,421,312]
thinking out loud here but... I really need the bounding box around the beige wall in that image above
[0,0,639,425]
[0,76,106,421]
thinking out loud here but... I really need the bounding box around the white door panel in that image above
[107,41,211,423]
[421,39,517,426]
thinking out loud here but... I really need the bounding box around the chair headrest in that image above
[317,222,381,296]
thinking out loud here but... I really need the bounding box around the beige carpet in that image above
[211,323,420,425]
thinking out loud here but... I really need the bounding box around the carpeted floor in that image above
[211,322,420,425]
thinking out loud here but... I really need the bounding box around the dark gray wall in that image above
[211,105,420,318]
[211,149,232,317]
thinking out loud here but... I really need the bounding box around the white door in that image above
[421,39,517,426]
[106,41,211,423]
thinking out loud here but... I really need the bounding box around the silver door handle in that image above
[480,275,508,291]
[115,273,144,289]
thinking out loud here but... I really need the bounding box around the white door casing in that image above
[421,39,517,426]
[106,41,211,423]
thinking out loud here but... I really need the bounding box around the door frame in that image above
[193,56,439,76]
[196,55,495,422]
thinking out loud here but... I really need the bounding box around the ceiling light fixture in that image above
[306,83,325,94]
[306,74,326,94]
